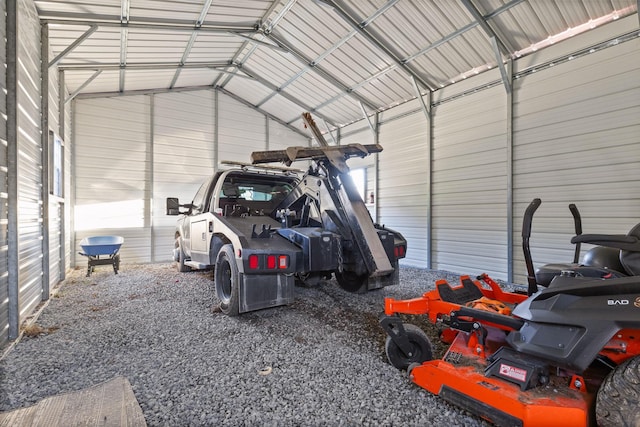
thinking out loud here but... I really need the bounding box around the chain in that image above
[337,238,343,273]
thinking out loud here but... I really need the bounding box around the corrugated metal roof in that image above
[36,0,638,130]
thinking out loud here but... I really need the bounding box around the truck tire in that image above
[176,237,191,273]
[335,270,368,293]
[214,244,240,316]
[595,355,640,427]
[385,324,433,371]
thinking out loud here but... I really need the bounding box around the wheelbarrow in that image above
[78,236,124,277]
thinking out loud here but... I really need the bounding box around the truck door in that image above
[187,179,215,263]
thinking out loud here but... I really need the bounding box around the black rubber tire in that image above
[176,237,191,273]
[385,324,433,370]
[595,355,640,427]
[335,270,368,293]
[214,244,240,316]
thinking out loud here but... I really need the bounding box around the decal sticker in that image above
[608,299,629,305]
[635,297,640,308]
[499,364,527,382]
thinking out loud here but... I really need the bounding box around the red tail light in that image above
[267,255,276,269]
[249,254,259,269]
[394,246,405,257]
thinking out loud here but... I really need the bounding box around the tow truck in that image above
[167,113,406,315]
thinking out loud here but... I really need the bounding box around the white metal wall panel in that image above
[17,0,44,323]
[0,0,8,347]
[74,96,151,264]
[218,93,267,163]
[341,126,377,218]
[48,64,62,286]
[152,91,215,262]
[63,87,72,273]
[268,120,307,151]
[432,84,508,279]
[377,102,429,268]
[512,32,640,285]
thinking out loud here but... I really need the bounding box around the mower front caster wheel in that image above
[385,324,433,371]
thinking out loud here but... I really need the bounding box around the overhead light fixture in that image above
[513,7,635,58]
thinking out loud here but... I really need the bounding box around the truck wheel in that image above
[176,238,191,273]
[214,244,240,316]
[595,355,640,427]
[385,324,433,370]
[335,270,368,293]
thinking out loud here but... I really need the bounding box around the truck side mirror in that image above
[166,197,180,215]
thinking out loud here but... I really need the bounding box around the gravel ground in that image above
[0,263,494,426]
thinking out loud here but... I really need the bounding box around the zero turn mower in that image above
[380,199,640,426]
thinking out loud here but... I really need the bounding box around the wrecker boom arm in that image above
[251,112,394,280]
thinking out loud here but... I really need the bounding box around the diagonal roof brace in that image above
[460,0,510,55]
[321,0,435,91]
[266,30,378,112]
[65,70,102,104]
[48,24,98,68]
[410,76,430,118]
[238,64,338,127]
[322,119,337,145]
[255,0,398,110]
[215,0,295,89]
[359,102,376,136]
[169,0,214,89]
[491,37,512,94]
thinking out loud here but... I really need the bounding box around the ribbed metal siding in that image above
[512,25,640,285]
[74,96,151,264]
[48,68,62,285]
[152,91,215,262]
[268,120,306,151]
[17,0,43,321]
[378,102,429,268]
[341,126,376,219]
[218,93,267,163]
[0,0,9,346]
[63,87,72,272]
[431,83,508,279]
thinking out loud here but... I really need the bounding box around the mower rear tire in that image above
[595,355,640,427]
[385,324,433,370]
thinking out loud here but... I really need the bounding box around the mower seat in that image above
[571,222,640,276]
[535,246,626,287]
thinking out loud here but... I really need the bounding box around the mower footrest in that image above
[436,276,483,304]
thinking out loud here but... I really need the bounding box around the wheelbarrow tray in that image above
[79,236,124,276]
[80,236,124,256]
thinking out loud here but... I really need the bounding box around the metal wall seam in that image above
[378,103,430,268]
[2,0,15,345]
[15,0,44,336]
[41,22,50,300]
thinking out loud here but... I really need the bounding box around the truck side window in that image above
[190,181,209,215]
